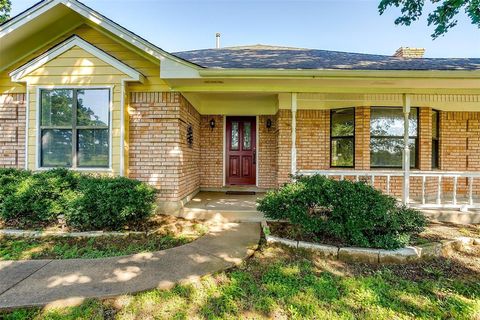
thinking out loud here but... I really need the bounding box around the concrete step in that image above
[177,207,266,223]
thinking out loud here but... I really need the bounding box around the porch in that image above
[178,191,265,222]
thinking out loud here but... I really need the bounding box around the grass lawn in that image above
[2,242,480,320]
[0,216,208,260]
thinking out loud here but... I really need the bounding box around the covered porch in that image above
[178,191,265,222]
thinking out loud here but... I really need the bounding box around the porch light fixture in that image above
[209,118,216,130]
[266,118,272,130]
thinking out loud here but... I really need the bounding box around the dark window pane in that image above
[77,89,110,126]
[370,138,416,168]
[231,121,239,150]
[332,108,354,137]
[370,107,417,137]
[41,89,73,126]
[332,138,354,167]
[243,122,251,150]
[432,139,439,169]
[77,129,109,167]
[432,110,439,139]
[41,129,72,167]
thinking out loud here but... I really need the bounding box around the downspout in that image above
[402,94,411,206]
[291,93,297,176]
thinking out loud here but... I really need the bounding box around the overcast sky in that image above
[11,0,480,57]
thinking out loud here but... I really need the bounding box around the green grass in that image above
[3,244,480,319]
[0,234,198,260]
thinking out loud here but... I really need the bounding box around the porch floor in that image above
[179,192,266,222]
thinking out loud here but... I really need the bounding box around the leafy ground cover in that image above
[268,220,480,247]
[0,216,208,260]
[3,240,480,319]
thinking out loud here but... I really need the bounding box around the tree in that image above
[0,0,11,23]
[378,0,480,39]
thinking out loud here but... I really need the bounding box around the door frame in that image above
[223,115,259,187]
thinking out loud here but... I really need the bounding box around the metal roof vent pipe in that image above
[216,33,221,49]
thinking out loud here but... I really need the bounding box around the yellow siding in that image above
[23,46,127,175]
[1,24,171,175]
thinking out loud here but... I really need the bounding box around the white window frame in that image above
[35,85,114,172]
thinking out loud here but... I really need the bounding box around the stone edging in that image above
[261,221,480,264]
[0,229,146,238]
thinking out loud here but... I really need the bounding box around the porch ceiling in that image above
[182,92,278,115]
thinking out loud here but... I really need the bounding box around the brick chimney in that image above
[394,47,425,58]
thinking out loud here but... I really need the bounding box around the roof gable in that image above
[0,0,201,75]
[10,35,144,82]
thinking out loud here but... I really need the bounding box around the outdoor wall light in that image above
[266,118,272,129]
[209,118,216,130]
[187,124,194,147]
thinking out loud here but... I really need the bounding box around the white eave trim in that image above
[9,35,144,82]
[0,0,201,74]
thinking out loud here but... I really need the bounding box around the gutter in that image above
[197,68,480,79]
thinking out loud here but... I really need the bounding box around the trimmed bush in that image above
[0,169,156,230]
[65,175,156,230]
[257,175,426,249]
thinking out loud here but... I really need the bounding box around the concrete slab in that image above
[338,247,380,264]
[378,247,421,264]
[189,223,261,265]
[185,192,263,212]
[297,241,339,259]
[0,260,51,295]
[422,209,480,224]
[0,222,261,310]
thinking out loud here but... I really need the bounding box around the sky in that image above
[10,0,480,58]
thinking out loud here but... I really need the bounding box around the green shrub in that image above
[0,169,156,230]
[257,175,427,249]
[0,169,78,226]
[65,175,156,230]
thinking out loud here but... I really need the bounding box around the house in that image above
[1,0,480,214]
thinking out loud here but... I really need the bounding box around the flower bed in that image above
[262,221,480,264]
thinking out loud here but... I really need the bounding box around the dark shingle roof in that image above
[173,45,480,71]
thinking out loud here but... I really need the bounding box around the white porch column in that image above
[291,93,298,176]
[402,94,411,205]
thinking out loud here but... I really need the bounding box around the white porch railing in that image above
[299,170,480,210]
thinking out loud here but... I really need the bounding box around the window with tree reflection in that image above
[40,89,110,168]
[331,108,355,167]
[370,107,418,168]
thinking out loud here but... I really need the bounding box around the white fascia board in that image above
[160,56,201,78]
[9,35,144,82]
[0,0,58,38]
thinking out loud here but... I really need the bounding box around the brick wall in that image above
[200,115,224,188]
[129,92,200,202]
[0,94,26,169]
[258,115,277,188]
[276,109,292,185]
[296,110,330,170]
[438,111,480,195]
[355,107,370,170]
[419,107,433,171]
[178,96,201,199]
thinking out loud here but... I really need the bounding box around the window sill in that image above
[35,167,113,172]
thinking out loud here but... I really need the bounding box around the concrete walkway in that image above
[0,222,261,310]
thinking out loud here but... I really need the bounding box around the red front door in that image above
[226,116,256,185]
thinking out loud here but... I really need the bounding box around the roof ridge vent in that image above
[394,47,425,58]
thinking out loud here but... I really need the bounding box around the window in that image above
[40,88,110,168]
[331,108,355,167]
[432,110,439,169]
[370,107,418,168]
